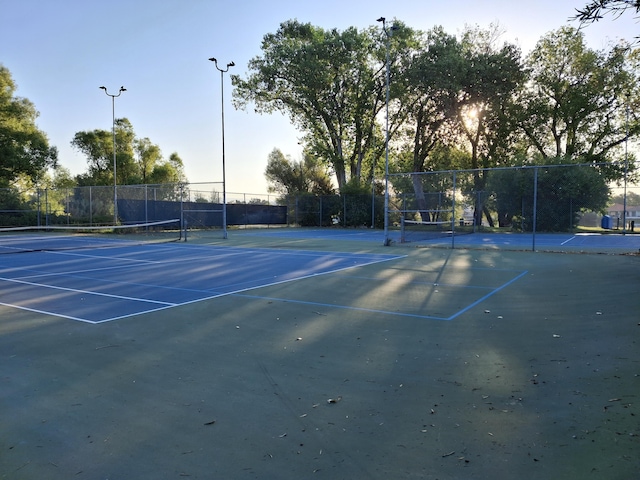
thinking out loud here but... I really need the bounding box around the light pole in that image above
[209,57,235,239]
[377,17,395,246]
[100,85,126,224]
[623,98,629,233]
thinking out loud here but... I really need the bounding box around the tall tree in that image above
[450,25,525,226]
[518,26,639,164]
[233,20,415,191]
[72,119,186,186]
[0,65,58,187]
[145,152,187,186]
[71,118,135,186]
[264,148,334,196]
[135,137,162,184]
[398,27,469,221]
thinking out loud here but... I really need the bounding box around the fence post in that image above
[66,188,70,225]
[343,194,347,227]
[451,171,457,249]
[37,187,41,227]
[45,188,49,226]
[180,184,185,240]
[569,198,573,232]
[244,193,248,228]
[371,183,375,228]
[145,184,149,224]
[532,167,538,252]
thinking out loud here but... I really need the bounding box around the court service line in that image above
[561,236,576,246]
[446,270,529,320]
[331,273,497,290]
[0,300,99,324]
[14,263,169,280]
[233,269,529,321]
[233,293,452,321]
[18,268,289,297]
[8,249,254,279]
[48,249,168,264]
[0,276,177,306]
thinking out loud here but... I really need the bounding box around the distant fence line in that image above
[1,164,638,237]
[0,183,286,228]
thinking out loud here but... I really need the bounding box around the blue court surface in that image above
[242,228,640,250]
[0,243,402,324]
[0,240,530,324]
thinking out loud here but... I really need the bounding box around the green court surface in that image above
[1,233,638,479]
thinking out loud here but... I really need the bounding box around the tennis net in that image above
[399,217,474,243]
[0,219,183,254]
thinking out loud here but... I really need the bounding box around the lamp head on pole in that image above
[100,86,126,97]
[377,17,385,23]
[209,57,235,72]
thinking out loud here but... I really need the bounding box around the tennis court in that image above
[1,229,638,479]
[0,231,529,324]
[240,227,640,253]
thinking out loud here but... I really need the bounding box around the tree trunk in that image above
[411,174,431,222]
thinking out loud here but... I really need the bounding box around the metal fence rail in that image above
[1,162,638,252]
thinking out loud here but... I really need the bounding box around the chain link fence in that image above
[1,163,638,249]
[279,193,385,228]
[0,183,286,230]
[387,163,639,249]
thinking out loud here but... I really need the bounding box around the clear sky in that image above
[1,0,637,196]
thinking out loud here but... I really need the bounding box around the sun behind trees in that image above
[236,20,638,228]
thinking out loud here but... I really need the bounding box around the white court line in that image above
[561,236,577,246]
[48,249,167,264]
[0,300,181,324]
[6,247,251,279]
[14,263,168,281]
[0,276,176,306]
[0,301,98,324]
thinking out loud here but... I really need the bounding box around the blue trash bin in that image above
[601,215,613,229]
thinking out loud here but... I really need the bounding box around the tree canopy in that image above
[264,148,334,196]
[0,65,58,187]
[237,20,638,230]
[71,119,186,186]
[519,26,638,163]
[232,20,417,190]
